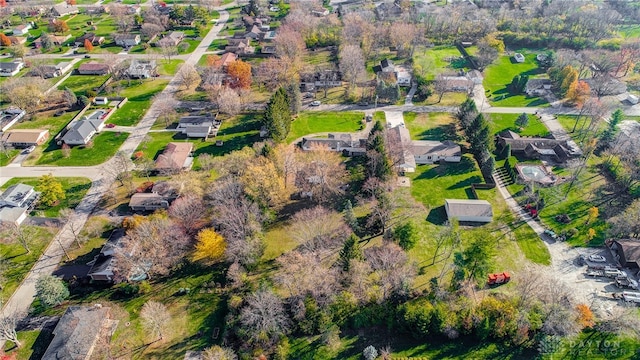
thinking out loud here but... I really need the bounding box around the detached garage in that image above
[445,199,493,223]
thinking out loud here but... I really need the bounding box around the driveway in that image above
[383,111,405,128]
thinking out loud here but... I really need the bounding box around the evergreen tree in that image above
[598,109,624,152]
[393,221,419,250]
[286,82,302,115]
[263,87,292,142]
[343,199,359,233]
[456,98,478,129]
[339,234,363,271]
[515,113,529,129]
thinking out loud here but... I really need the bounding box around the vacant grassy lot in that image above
[487,113,549,137]
[106,79,169,126]
[286,111,364,143]
[0,225,58,301]
[483,53,549,107]
[1,177,92,217]
[35,131,129,166]
[412,45,470,80]
[59,74,111,96]
[404,112,461,141]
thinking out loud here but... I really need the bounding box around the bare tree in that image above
[0,223,33,254]
[168,195,206,235]
[239,289,290,346]
[256,58,289,91]
[431,220,460,265]
[217,86,242,116]
[0,77,50,114]
[364,242,416,301]
[273,25,306,71]
[275,250,339,306]
[141,23,164,40]
[595,305,640,338]
[103,151,133,187]
[153,92,178,127]
[202,346,238,360]
[159,43,178,61]
[290,206,349,252]
[294,144,348,203]
[59,208,85,248]
[339,44,366,90]
[176,63,201,90]
[0,308,22,348]
[388,22,419,57]
[109,4,135,33]
[140,301,171,341]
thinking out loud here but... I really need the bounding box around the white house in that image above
[444,199,493,223]
[13,24,32,36]
[0,183,40,226]
[0,61,25,77]
[113,34,141,48]
[513,53,525,63]
[396,70,412,86]
[412,140,462,164]
[177,115,219,138]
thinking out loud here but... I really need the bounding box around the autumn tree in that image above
[290,206,349,252]
[0,33,10,47]
[559,65,578,97]
[339,44,365,90]
[0,77,49,114]
[241,156,288,209]
[586,206,599,225]
[140,301,171,340]
[566,80,590,106]
[263,87,292,142]
[84,39,94,52]
[37,174,65,207]
[35,275,69,308]
[49,20,69,34]
[193,228,226,262]
[168,195,206,235]
[226,59,251,90]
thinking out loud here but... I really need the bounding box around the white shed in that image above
[445,199,493,223]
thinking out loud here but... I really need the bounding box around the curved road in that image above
[0,8,231,334]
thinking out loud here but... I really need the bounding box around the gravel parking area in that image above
[545,239,639,316]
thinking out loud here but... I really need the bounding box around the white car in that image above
[310,101,321,106]
[588,254,607,263]
[23,145,36,154]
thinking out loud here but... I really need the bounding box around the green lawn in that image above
[487,113,550,137]
[106,79,169,126]
[13,110,80,136]
[0,225,58,301]
[1,177,92,217]
[412,45,470,80]
[404,112,462,141]
[0,149,20,166]
[59,74,110,96]
[158,59,184,76]
[483,53,549,107]
[36,131,129,166]
[286,111,365,143]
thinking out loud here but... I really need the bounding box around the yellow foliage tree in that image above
[193,228,226,262]
[587,206,599,224]
[482,33,505,53]
[576,304,595,328]
[587,228,596,242]
[567,80,590,107]
[241,157,288,209]
[560,66,578,96]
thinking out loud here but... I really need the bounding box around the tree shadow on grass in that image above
[447,175,483,190]
[427,206,447,225]
[27,328,55,360]
[417,123,462,141]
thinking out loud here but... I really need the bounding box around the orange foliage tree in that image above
[567,80,591,107]
[66,0,76,4]
[226,59,252,90]
[206,54,220,67]
[0,33,11,47]
[84,39,94,52]
[576,304,595,328]
[50,20,69,34]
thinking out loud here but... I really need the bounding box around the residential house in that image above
[311,8,330,16]
[439,76,474,93]
[51,3,79,17]
[0,108,26,132]
[42,306,116,360]
[245,24,263,40]
[84,5,108,15]
[157,31,184,47]
[154,142,194,173]
[608,239,640,270]
[127,59,158,79]
[616,120,640,150]
[1,129,49,148]
[176,115,219,138]
[127,5,142,15]
[386,125,416,173]
[263,30,276,42]
[373,59,395,74]
[214,52,237,69]
[513,53,525,63]
[444,199,493,223]
[0,61,24,77]
[412,140,462,164]
[113,34,141,48]
[8,36,27,45]
[0,183,40,226]
[374,1,403,20]
[129,193,170,211]
[12,24,31,36]
[87,229,122,282]
[301,133,367,156]
[30,61,74,78]
[300,70,342,91]
[496,130,582,163]
[34,34,71,49]
[261,45,276,54]
[525,79,552,96]
[74,33,105,47]
[225,38,255,55]
[396,69,411,86]
[78,62,111,75]
[61,111,107,145]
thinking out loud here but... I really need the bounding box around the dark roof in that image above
[87,254,114,277]
[0,62,22,72]
[372,65,383,73]
[381,59,393,69]
[42,306,111,360]
[614,239,640,265]
[178,115,216,126]
[78,62,110,72]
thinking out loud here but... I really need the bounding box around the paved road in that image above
[0,9,231,336]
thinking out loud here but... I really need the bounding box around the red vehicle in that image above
[105,123,116,128]
[523,204,539,218]
[487,272,511,286]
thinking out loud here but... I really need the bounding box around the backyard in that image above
[106,79,170,126]
[483,53,549,107]
[286,111,365,143]
[58,74,111,97]
[34,131,129,166]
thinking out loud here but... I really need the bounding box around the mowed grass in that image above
[36,131,129,166]
[483,53,548,107]
[404,112,462,141]
[158,59,184,76]
[0,225,58,301]
[1,177,92,217]
[106,79,169,126]
[12,110,79,135]
[487,113,550,137]
[59,74,110,96]
[286,111,364,143]
[412,45,469,80]
[0,149,20,166]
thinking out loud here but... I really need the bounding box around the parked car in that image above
[310,101,321,106]
[303,92,314,99]
[105,123,116,128]
[84,55,91,58]
[577,254,587,266]
[588,254,607,263]
[23,146,36,154]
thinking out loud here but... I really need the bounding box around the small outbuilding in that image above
[445,199,493,223]
[608,239,640,269]
[513,53,525,63]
